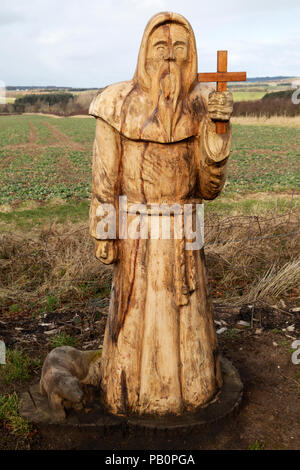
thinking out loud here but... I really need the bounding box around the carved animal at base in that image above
[40,346,101,421]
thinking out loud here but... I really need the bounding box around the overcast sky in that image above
[1,0,299,87]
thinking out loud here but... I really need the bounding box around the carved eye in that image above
[175,45,185,54]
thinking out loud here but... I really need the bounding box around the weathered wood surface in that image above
[198,71,246,83]
[38,11,236,420]
[88,12,234,416]
[198,50,246,134]
[21,357,242,433]
[217,51,228,134]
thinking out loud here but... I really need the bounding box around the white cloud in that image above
[0,0,299,87]
[128,0,167,9]
[37,30,67,45]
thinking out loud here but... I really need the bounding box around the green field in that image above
[0,115,299,227]
[229,124,299,192]
[0,115,92,205]
[4,97,16,104]
[232,91,266,101]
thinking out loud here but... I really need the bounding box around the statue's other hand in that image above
[208,91,233,122]
[95,240,118,264]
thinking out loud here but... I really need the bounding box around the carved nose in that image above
[166,49,175,61]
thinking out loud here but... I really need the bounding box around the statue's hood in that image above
[89,12,213,143]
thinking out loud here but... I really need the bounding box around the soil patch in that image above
[28,122,37,144]
[42,122,84,150]
[0,302,299,450]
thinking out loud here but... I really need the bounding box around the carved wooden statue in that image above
[39,12,242,421]
[88,12,234,416]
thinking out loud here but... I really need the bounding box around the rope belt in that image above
[122,200,202,306]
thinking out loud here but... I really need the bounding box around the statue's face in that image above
[146,23,189,71]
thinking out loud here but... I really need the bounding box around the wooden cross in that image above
[198,50,246,134]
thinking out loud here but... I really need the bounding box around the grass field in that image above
[232,91,266,101]
[0,114,299,213]
[0,114,299,309]
[3,97,16,104]
[0,115,92,210]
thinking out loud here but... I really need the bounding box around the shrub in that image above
[233,89,300,117]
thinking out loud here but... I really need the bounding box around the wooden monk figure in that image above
[89,11,233,416]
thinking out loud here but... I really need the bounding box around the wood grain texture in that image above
[217,51,228,134]
[197,50,246,134]
[198,72,246,82]
[88,12,234,417]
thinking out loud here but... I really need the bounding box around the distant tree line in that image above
[0,88,298,118]
[14,93,74,113]
[233,90,300,118]
[0,90,101,116]
[6,86,98,91]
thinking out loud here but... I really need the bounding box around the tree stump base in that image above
[20,357,242,435]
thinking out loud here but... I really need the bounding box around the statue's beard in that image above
[149,61,183,139]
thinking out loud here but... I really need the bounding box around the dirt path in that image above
[0,121,39,169]
[0,119,84,182]
[28,122,37,144]
[42,121,84,150]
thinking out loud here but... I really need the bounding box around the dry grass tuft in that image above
[231,116,300,128]
[204,209,300,305]
[0,208,299,314]
[0,223,111,313]
[241,258,300,305]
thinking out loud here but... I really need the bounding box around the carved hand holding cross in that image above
[198,50,246,133]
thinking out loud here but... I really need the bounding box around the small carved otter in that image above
[40,346,101,421]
